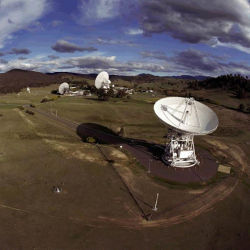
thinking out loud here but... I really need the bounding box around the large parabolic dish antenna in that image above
[58,82,69,95]
[154,97,218,135]
[95,71,111,89]
[154,97,219,168]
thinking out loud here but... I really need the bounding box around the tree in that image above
[238,103,245,112]
[115,89,127,98]
[51,89,58,95]
[236,87,246,99]
[97,89,110,101]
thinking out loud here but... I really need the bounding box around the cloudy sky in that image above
[0,0,250,76]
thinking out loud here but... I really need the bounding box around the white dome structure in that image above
[95,71,111,89]
[58,82,69,95]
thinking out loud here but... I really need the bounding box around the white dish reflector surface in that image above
[95,71,111,89]
[58,82,69,95]
[154,97,218,135]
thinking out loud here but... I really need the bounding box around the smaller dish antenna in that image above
[95,71,111,90]
[154,97,218,167]
[26,87,31,93]
[58,82,69,95]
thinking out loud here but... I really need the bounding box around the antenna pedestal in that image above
[162,131,199,168]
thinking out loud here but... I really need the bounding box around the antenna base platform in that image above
[162,131,199,168]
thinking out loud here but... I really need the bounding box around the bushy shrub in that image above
[238,103,245,112]
[115,89,127,98]
[41,96,59,103]
[86,137,96,143]
[188,80,200,90]
[51,90,58,95]
[236,87,247,99]
[97,89,110,101]
[17,106,24,110]
[41,97,49,103]
[25,110,34,115]
[246,106,250,113]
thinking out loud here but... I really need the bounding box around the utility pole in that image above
[152,193,159,212]
[147,159,151,174]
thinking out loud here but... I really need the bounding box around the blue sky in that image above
[0,0,249,76]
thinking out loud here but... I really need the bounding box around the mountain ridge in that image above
[0,69,210,94]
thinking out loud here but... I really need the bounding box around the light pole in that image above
[152,193,159,212]
[148,159,152,174]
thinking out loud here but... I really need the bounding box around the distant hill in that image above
[48,72,207,82]
[112,73,210,82]
[0,69,214,94]
[169,75,211,81]
[0,69,60,93]
[47,72,161,83]
[47,72,96,80]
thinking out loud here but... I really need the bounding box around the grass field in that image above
[0,85,249,249]
[191,89,250,110]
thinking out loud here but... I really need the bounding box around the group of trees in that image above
[96,88,128,101]
[41,96,59,103]
[188,74,250,99]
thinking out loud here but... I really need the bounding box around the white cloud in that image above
[51,20,63,27]
[0,59,36,72]
[95,37,137,46]
[139,0,250,53]
[125,28,143,35]
[0,54,168,75]
[78,0,120,24]
[77,0,138,25]
[0,0,49,48]
[210,37,250,54]
[1,51,249,76]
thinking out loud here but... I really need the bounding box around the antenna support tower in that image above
[163,130,199,167]
[152,193,159,212]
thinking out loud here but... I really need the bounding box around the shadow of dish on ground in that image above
[76,123,218,184]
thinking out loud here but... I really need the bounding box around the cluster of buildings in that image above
[114,86,134,95]
[58,82,91,96]
[57,82,135,97]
